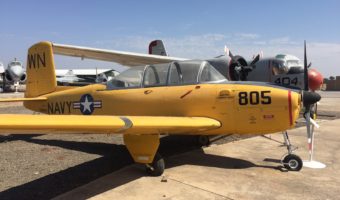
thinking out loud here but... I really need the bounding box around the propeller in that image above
[224,46,260,81]
[302,40,325,169]
[250,54,260,66]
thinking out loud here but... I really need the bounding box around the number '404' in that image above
[238,91,271,105]
[274,77,298,85]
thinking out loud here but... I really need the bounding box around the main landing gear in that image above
[281,131,303,171]
[145,153,165,176]
[195,135,231,147]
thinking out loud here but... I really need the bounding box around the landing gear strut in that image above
[281,131,303,171]
[145,153,165,176]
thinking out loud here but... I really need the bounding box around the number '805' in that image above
[238,91,271,105]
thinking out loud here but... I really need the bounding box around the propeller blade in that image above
[310,118,320,129]
[304,107,312,136]
[314,101,318,118]
[308,62,312,68]
[304,109,313,160]
[224,45,230,56]
[260,51,264,58]
[250,54,260,66]
[301,41,325,168]
[225,46,234,58]
[304,40,309,91]
[303,108,326,168]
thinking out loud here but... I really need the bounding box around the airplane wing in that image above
[52,43,188,66]
[0,115,220,134]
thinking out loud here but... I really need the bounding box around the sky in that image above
[0,0,339,77]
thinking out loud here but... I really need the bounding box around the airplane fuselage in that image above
[24,82,301,135]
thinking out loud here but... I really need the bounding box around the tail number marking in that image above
[28,53,46,69]
[238,91,271,105]
[274,77,298,86]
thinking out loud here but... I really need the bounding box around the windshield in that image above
[272,60,288,75]
[200,62,227,83]
[107,66,145,89]
[9,61,21,66]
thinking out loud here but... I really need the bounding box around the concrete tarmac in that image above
[55,118,340,200]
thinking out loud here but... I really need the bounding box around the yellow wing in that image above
[0,115,220,134]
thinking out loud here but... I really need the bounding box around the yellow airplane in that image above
[0,41,321,176]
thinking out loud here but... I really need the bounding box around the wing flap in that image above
[52,43,187,66]
[0,115,220,134]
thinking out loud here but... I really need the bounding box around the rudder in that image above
[25,41,57,97]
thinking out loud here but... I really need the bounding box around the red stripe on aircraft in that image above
[288,90,293,126]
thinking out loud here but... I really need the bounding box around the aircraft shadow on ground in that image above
[0,134,43,143]
[0,135,279,200]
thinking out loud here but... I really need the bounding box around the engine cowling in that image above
[5,73,13,82]
[20,73,26,82]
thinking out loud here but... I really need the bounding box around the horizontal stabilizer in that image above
[0,115,221,134]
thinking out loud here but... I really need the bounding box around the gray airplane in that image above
[56,68,119,86]
[56,69,86,85]
[148,40,324,91]
[0,58,26,92]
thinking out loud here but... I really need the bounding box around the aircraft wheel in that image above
[145,153,165,176]
[282,154,303,171]
[196,135,210,146]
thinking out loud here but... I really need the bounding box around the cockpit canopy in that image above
[8,61,22,67]
[107,60,227,89]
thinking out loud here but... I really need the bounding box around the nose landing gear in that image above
[282,154,303,171]
[281,131,303,171]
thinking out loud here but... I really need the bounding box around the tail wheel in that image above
[145,153,165,176]
[282,154,303,171]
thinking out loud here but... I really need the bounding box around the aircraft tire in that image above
[282,154,303,171]
[196,135,210,147]
[145,153,165,176]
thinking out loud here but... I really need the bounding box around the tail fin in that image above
[25,41,57,97]
[148,40,167,56]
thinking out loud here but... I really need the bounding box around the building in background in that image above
[323,76,340,91]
